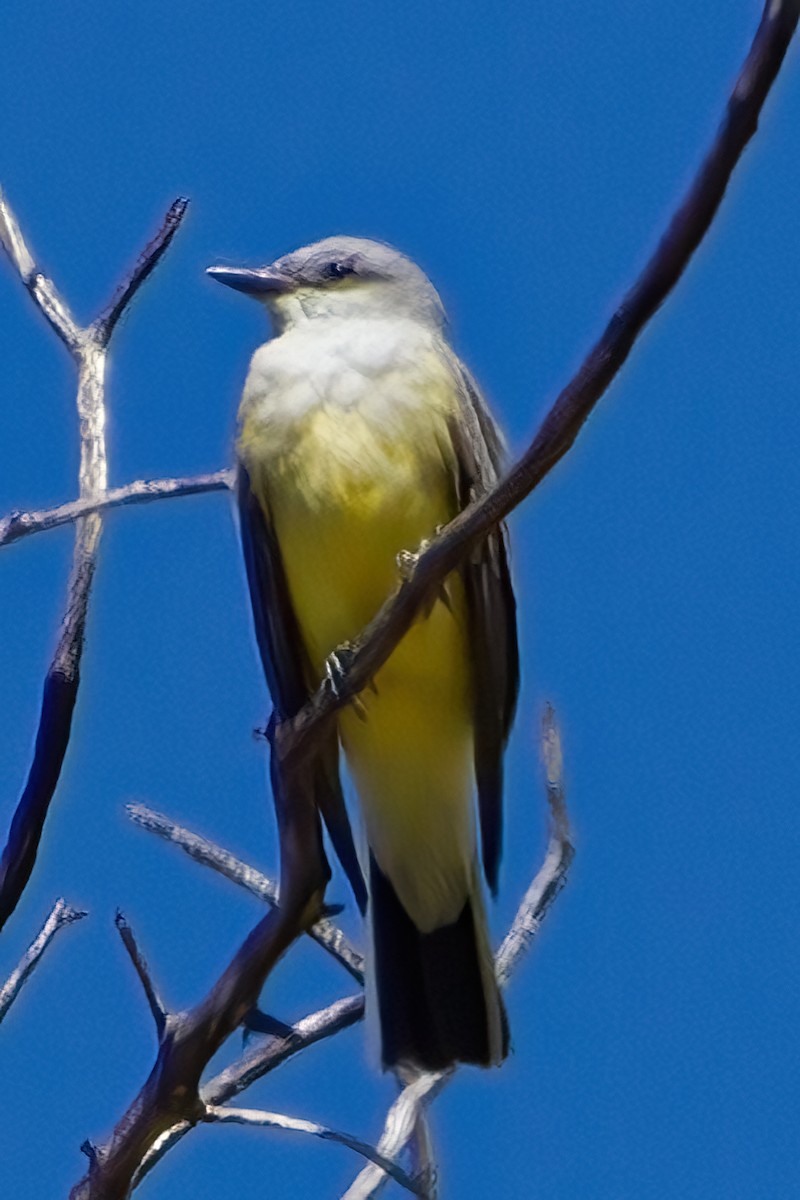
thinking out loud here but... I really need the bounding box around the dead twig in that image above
[126,802,364,981]
[115,912,168,1038]
[0,470,233,549]
[342,708,574,1199]
[0,195,189,932]
[203,1104,422,1194]
[0,899,86,1023]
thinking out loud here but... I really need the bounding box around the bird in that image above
[208,237,519,1071]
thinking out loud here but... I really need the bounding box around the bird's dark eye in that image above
[323,261,355,280]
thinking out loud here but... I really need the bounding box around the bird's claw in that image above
[396,548,418,581]
[325,643,356,697]
[396,536,434,581]
[325,643,370,720]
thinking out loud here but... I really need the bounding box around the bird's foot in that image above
[324,642,370,721]
[396,531,441,581]
[397,532,452,612]
[396,544,426,581]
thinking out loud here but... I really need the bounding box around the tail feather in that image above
[370,854,508,1071]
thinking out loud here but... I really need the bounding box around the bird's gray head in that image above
[207,236,445,332]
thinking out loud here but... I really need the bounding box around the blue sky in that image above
[1,2,799,1197]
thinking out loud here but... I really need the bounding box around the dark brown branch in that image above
[0,198,189,934]
[276,0,799,772]
[94,198,189,345]
[0,674,81,932]
[69,768,331,1200]
[0,470,234,549]
[132,994,365,1187]
[79,721,571,1200]
[115,912,168,1038]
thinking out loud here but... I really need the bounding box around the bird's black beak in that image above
[206,265,294,295]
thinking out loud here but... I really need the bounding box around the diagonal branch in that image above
[95,198,189,345]
[126,802,364,981]
[81,704,572,1199]
[0,898,86,1024]
[115,912,168,1038]
[0,470,234,549]
[131,993,366,1188]
[275,0,800,774]
[342,708,574,1200]
[203,1104,422,1194]
[0,186,80,352]
[0,196,189,933]
[341,1074,449,1200]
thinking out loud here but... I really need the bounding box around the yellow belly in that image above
[242,397,476,930]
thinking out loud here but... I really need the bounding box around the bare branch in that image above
[0,470,234,549]
[82,698,571,1199]
[203,1104,422,1194]
[0,196,189,931]
[204,994,366,1103]
[343,707,575,1199]
[0,899,86,1024]
[70,770,333,1200]
[95,198,190,346]
[132,993,365,1187]
[341,1074,449,1200]
[126,803,364,982]
[0,186,81,352]
[495,705,573,987]
[0,186,35,279]
[276,0,800,774]
[406,1110,437,1200]
[115,912,168,1038]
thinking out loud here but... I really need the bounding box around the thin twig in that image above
[95,198,189,345]
[0,899,86,1023]
[0,470,234,549]
[341,1075,449,1200]
[132,993,366,1187]
[276,0,800,774]
[204,1104,422,1194]
[0,195,189,932]
[96,705,571,1200]
[495,706,573,987]
[126,803,364,982]
[115,912,167,1037]
[344,708,574,1199]
[406,1108,437,1200]
[0,185,80,352]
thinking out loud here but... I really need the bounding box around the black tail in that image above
[370,854,508,1071]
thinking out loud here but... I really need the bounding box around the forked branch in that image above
[72,706,572,1199]
[0,195,189,932]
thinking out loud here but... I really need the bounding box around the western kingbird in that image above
[209,237,519,1070]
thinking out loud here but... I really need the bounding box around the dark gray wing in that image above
[237,465,367,913]
[446,363,519,895]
